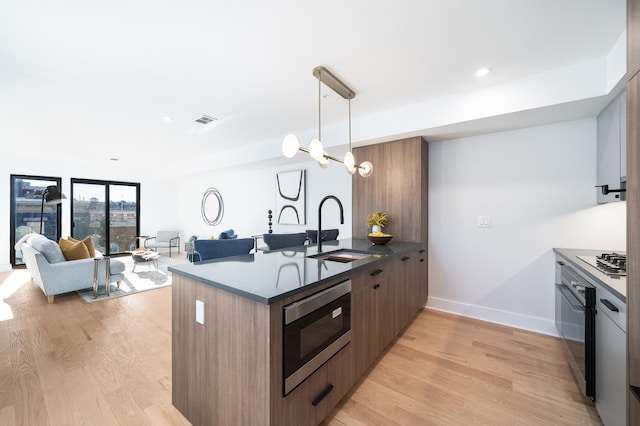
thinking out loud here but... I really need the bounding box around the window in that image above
[71,179,140,255]
[10,175,63,266]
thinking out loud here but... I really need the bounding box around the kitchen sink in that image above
[307,249,373,263]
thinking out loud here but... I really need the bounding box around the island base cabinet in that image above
[271,345,354,426]
[172,275,271,426]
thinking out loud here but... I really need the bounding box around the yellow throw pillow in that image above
[59,238,90,261]
[68,236,96,257]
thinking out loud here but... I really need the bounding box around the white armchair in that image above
[144,231,180,257]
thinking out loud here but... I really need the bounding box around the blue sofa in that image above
[191,238,254,262]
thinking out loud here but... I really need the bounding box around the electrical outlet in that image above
[196,300,205,324]
[477,215,492,228]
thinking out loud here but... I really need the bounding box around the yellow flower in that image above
[366,212,388,228]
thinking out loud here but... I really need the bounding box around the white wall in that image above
[174,158,353,244]
[427,118,626,335]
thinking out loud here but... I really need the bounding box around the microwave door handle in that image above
[556,284,585,314]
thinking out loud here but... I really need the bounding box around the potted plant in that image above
[187,235,197,250]
[366,211,388,235]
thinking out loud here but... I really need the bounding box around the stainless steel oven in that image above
[283,279,351,395]
[555,260,595,400]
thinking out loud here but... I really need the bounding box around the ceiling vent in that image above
[195,115,217,124]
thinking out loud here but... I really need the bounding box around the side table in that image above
[93,257,111,299]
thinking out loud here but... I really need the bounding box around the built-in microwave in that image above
[283,279,351,396]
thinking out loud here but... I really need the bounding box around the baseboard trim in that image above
[426,297,559,337]
[0,263,12,273]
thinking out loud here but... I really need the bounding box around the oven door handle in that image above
[556,284,585,314]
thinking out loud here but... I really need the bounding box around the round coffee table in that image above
[131,250,160,272]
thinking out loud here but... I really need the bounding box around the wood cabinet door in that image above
[394,249,429,332]
[352,136,428,244]
[376,271,396,351]
[417,248,429,307]
[352,261,398,376]
[394,255,414,335]
[628,74,640,411]
[630,0,640,80]
[352,270,379,378]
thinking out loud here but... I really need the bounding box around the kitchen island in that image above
[168,238,427,426]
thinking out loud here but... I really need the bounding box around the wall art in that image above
[201,187,224,226]
[276,170,305,224]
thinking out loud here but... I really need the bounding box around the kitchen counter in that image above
[168,238,421,304]
[554,248,626,302]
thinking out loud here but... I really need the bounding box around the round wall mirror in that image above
[201,187,224,226]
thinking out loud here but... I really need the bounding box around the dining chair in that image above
[262,232,308,250]
[305,229,339,244]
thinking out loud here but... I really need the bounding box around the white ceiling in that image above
[0,0,627,175]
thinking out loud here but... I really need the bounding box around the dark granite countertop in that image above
[554,248,626,302]
[169,238,422,304]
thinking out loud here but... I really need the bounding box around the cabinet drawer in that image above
[274,344,353,426]
[595,284,626,333]
[352,262,390,293]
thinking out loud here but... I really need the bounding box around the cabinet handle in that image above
[370,269,383,276]
[600,298,619,312]
[419,249,426,254]
[402,256,410,262]
[372,283,380,289]
[556,261,564,266]
[420,259,425,262]
[311,384,334,406]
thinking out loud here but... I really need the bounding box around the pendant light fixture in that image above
[282,66,373,177]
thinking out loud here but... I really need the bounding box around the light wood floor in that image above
[0,267,601,425]
[322,311,602,426]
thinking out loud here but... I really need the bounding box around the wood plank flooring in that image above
[0,266,601,425]
[322,310,602,426]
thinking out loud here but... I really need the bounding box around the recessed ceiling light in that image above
[475,67,491,77]
[162,116,174,122]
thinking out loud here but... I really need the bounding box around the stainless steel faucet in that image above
[317,195,344,252]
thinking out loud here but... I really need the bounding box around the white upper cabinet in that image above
[596,90,627,203]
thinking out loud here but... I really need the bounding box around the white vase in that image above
[371,225,382,234]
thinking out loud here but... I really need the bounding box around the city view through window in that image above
[72,181,139,255]
[11,176,62,265]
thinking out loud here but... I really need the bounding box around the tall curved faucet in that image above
[317,195,344,252]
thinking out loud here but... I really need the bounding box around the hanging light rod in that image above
[282,66,373,177]
[312,66,355,100]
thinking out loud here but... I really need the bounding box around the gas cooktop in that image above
[577,252,627,277]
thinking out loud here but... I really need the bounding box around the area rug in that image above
[77,254,187,303]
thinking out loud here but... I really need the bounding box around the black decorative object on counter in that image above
[268,210,273,234]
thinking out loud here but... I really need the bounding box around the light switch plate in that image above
[196,300,205,324]
[477,215,492,228]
